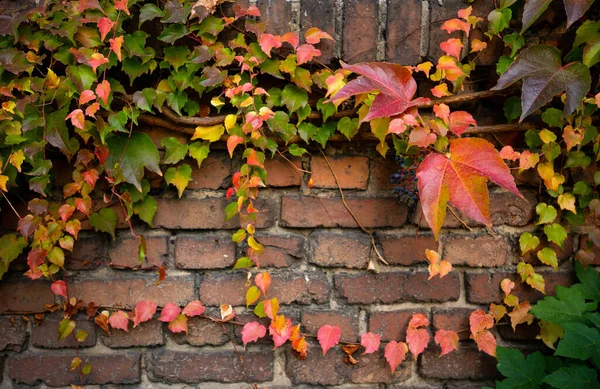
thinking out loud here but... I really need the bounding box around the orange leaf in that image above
[508,301,534,331]
[227,135,244,158]
[489,303,507,323]
[499,145,520,161]
[59,204,75,223]
[433,103,450,124]
[246,149,264,168]
[115,0,130,15]
[88,53,109,73]
[269,315,292,348]
[471,39,487,53]
[305,27,333,44]
[79,90,96,106]
[384,341,408,372]
[282,32,299,49]
[182,300,206,317]
[109,36,124,61]
[66,109,85,130]
[85,102,100,118]
[96,80,111,105]
[434,329,459,356]
[469,309,494,334]
[440,38,464,58]
[168,314,188,334]
[501,278,516,295]
[431,83,452,97]
[255,271,271,296]
[440,18,470,36]
[472,329,497,357]
[439,260,452,278]
[518,150,539,171]
[317,325,341,356]
[449,111,477,136]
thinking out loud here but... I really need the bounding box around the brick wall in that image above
[0,128,580,387]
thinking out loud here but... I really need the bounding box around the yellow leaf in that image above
[247,236,264,254]
[9,150,25,172]
[211,96,225,108]
[0,175,8,192]
[46,68,61,89]
[192,124,225,143]
[240,96,254,108]
[245,286,261,307]
[157,79,172,92]
[224,114,237,131]
[539,129,556,144]
[557,193,576,214]
[537,162,554,181]
[416,61,433,77]
[537,321,564,350]
[2,101,15,114]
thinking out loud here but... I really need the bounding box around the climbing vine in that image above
[0,0,598,385]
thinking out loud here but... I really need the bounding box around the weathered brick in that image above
[302,310,359,342]
[285,340,410,385]
[432,308,472,340]
[281,196,408,228]
[580,235,600,265]
[8,352,140,386]
[497,321,539,341]
[264,156,303,187]
[154,198,276,229]
[109,235,168,269]
[146,350,273,383]
[371,154,401,191]
[257,0,292,35]
[311,156,370,189]
[32,314,96,348]
[69,276,195,308]
[369,310,427,341]
[101,320,163,348]
[66,234,106,270]
[335,271,460,304]
[171,316,228,346]
[466,271,575,304]
[343,0,378,63]
[443,235,511,267]
[387,0,422,65]
[0,316,27,352]
[300,0,336,63]
[309,230,371,268]
[0,277,54,313]
[420,347,499,380]
[428,0,465,61]
[199,271,329,306]
[175,233,235,269]
[187,154,232,190]
[254,233,305,268]
[379,233,438,266]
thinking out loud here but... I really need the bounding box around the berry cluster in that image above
[390,152,426,206]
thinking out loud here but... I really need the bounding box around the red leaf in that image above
[115,0,130,15]
[269,315,292,348]
[305,27,333,44]
[331,62,429,122]
[66,109,85,130]
[317,325,341,356]
[408,313,429,329]
[360,332,381,354]
[88,53,109,73]
[168,314,188,334]
[96,80,111,105]
[75,197,91,216]
[109,36,124,61]
[434,329,459,356]
[449,111,477,136]
[79,90,96,106]
[384,341,408,373]
[469,309,494,334]
[108,310,129,331]
[227,135,244,158]
[406,328,430,359]
[472,329,497,357]
[97,17,115,41]
[82,169,99,189]
[85,102,100,118]
[416,138,522,238]
[297,44,321,65]
[59,204,75,223]
[77,0,102,13]
[440,38,463,59]
[259,33,282,57]
[158,303,181,322]
[51,280,68,298]
[241,321,267,348]
[226,187,234,199]
[433,103,450,124]
[255,272,271,296]
[182,300,206,317]
[131,300,157,327]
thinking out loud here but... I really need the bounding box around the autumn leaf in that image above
[416,138,521,239]
[472,329,497,357]
[255,272,271,296]
[164,165,192,198]
[168,314,188,334]
[434,329,459,356]
[245,286,261,307]
[259,33,282,57]
[537,320,564,349]
[469,309,494,334]
[227,135,244,157]
[317,325,341,356]
[508,301,534,331]
[501,278,516,296]
[158,302,181,322]
[241,321,267,348]
[407,327,430,359]
[97,17,115,41]
[108,310,129,331]
[269,315,292,348]
[192,124,225,142]
[499,145,520,161]
[109,36,124,61]
[96,80,111,105]
[440,38,463,58]
[66,109,85,130]
[79,90,96,106]
[297,44,321,65]
[431,83,452,97]
[305,27,333,44]
[441,18,470,36]
[51,280,68,298]
[384,341,408,373]
[361,332,381,354]
[182,300,206,317]
[489,303,507,323]
[131,300,157,327]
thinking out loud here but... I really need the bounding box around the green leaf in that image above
[46,107,79,160]
[231,229,246,243]
[66,65,97,91]
[337,117,359,140]
[583,37,600,67]
[121,57,157,86]
[536,203,557,224]
[297,122,318,143]
[89,208,118,239]
[495,348,546,389]
[525,129,542,149]
[288,144,307,157]
[519,232,540,254]
[531,286,598,325]
[521,0,553,33]
[565,151,591,168]
[167,90,188,115]
[541,108,564,128]
[58,318,76,340]
[224,201,238,220]
[575,20,600,47]
[488,8,512,35]
[0,234,27,280]
[133,195,157,228]
[504,96,522,123]
[544,224,567,247]
[106,132,162,191]
[537,247,558,270]
[132,88,156,113]
[233,256,254,269]
[555,322,600,362]
[161,137,189,164]
[75,330,88,342]
[575,261,600,302]
[165,164,192,198]
[48,247,65,268]
[164,46,190,71]
[82,363,91,375]
[317,98,336,122]
[139,4,166,27]
[188,141,210,168]
[503,33,525,57]
[281,84,308,113]
[158,24,188,43]
[544,365,598,389]
[496,55,514,75]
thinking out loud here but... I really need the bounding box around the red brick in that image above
[66,234,107,270]
[302,310,359,342]
[443,235,511,267]
[387,0,421,65]
[257,0,293,36]
[580,235,600,265]
[0,316,27,352]
[432,308,472,340]
[285,340,411,385]
[335,271,460,304]
[343,0,379,63]
[101,320,164,348]
[32,314,96,348]
[253,233,305,268]
[311,156,370,189]
[497,321,539,341]
[371,155,401,191]
[199,271,329,306]
[310,230,371,268]
[466,271,575,304]
[264,156,303,187]
[419,347,499,380]
[146,350,273,383]
[187,154,231,190]
[154,198,276,229]
[379,233,438,266]
[300,0,336,63]
[369,310,427,341]
[281,196,408,228]
[0,277,54,313]
[8,352,140,386]
[109,235,168,269]
[171,316,229,346]
[69,276,195,308]
[175,234,235,269]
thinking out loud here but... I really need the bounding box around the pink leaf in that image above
[434,329,459,356]
[259,33,282,57]
[317,325,341,356]
[88,53,109,73]
[241,321,267,348]
[360,332,381,354]
[95,80,111,105]
[384,341,408,373]
[158,303,181,322]
[440,38,464,59]
[408,313,430,329]
[168,314,188,334]
[108,310,129,332]
[406,327,430,359]
[131,300,157,328]
[182,300,206,317]
[473,329,497,357]
[79,90,96,106]
[409,127,436,147]
[66,109,85,130]
[388,118,407,134]
[449,111,477,136]
[269,317,292,348]
[255,272,271,296]
[500,146,520,161]
[97,17,115,41]
[297,44,321,65]
[51,280,68,298]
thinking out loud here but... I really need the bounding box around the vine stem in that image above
[1,192,22,219]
